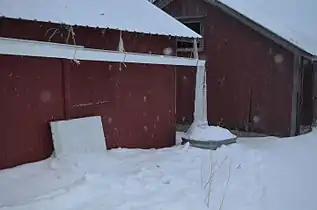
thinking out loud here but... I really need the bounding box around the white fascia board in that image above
[0,37,84,59]
[0,37,205,67]
[123,52,205,66]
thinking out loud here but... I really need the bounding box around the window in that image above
[176,21,204,52]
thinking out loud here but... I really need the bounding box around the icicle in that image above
[64,25,80,65]
[192,39,207,125]
[202,68,208,124]
[118,31,125,52]
[186,39,208,138]
[118,31,127,71]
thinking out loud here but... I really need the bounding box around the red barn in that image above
[154,0,317,137]
[0,0,203,169]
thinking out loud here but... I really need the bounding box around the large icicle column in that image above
[187,39,208,130]
[185,40,237,142]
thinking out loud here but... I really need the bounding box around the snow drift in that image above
[1,130,317,210]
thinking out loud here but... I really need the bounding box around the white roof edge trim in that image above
[0,37,205,66]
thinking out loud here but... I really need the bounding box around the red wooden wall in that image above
[164,0,295,136]
[0,18,179,169]
[0,56,65,169]
[64,61,176,149]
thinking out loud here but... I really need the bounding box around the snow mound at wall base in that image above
[186,125,237,142]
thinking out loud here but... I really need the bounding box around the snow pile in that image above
[0,145,209,210]
[1,130,317,210]
[187,125,237,141]
[204,129,317,210]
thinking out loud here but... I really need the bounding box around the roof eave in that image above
[153,0,174,9]
[1,16,200,39]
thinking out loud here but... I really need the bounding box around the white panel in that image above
[50,116,107,158]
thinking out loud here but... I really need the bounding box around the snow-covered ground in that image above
[1,130,317,210]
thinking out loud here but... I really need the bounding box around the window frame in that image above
[176,20,204,53]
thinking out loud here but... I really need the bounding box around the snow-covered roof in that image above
[0,0,201,38]
[217,0,317,56]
